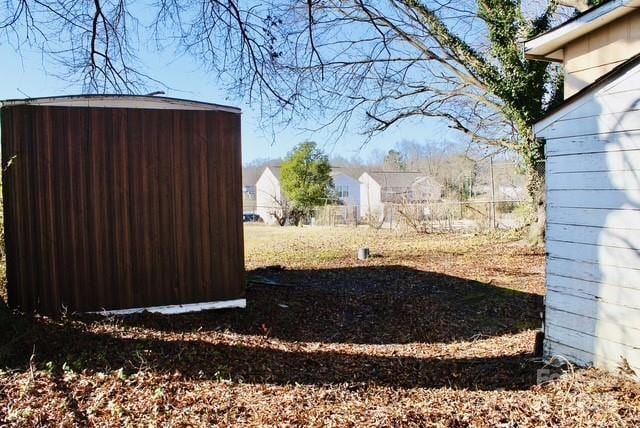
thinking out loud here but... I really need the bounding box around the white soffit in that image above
[525,0,640,61]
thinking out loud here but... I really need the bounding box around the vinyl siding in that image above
[564,8,640,97]
[538,61,640,373]
[332,173,361,207]
[255,168,284,225]
[359,173,382,218]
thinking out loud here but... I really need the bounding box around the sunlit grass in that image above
[244,224,525,269]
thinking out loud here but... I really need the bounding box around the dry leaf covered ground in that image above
[1,225,639,426]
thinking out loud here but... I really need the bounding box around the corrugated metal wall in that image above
[2,104,244,315]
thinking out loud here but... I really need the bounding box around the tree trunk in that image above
[526,161,545,246]
[273,211,287,226]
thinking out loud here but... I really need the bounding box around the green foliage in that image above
[475,0,557,166]
[280,142,334,220]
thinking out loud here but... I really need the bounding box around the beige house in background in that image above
[525,0,640,375]
[359,171,442,220]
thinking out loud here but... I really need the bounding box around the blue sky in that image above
[0,41,461,164]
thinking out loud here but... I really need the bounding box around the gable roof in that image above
[255,167,282,187]
[534,52,640,133]
[264,166,281,180]
[361,171,436,188]
[330,166,366,180]
[524,0,640,62]
[242,169,263,186]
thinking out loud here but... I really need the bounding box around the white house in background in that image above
[255,166,286,225]
[359,171,442,219]
[331,167,362,207]
[256,166,363,223]
[525,0,640,375]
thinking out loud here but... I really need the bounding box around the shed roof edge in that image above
[0,94,241,113]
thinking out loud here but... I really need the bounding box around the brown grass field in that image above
[1,225,639,426]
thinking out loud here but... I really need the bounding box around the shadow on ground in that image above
[122,265,543,344]
[0,265,543,391]
[1,314,538,391]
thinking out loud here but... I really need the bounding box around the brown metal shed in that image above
[1,95,245,316]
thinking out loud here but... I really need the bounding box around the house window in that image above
[336,185,349,198]
[243,186,256,199]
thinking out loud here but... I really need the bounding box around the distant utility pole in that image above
[489,155,496,230]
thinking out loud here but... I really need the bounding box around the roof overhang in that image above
[524,0,640,62]
[0,94,241,113]
[534,53,640,134]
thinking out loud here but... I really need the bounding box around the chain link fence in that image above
[312,200,529,232]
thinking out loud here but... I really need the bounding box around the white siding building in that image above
[359,173,384,219]
[331,169,361,207]
[525,0,640,374]
[255,167,286,225]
